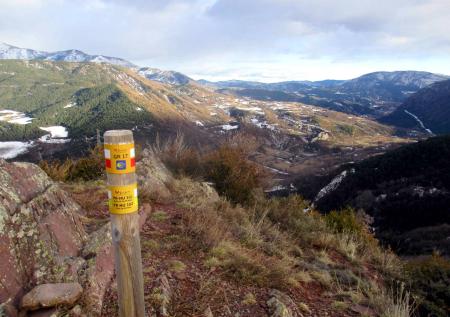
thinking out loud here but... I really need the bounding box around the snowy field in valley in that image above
[38,126,70,144]
[39,126,69,138]
[0,122,70,158]
[0,110,33,124]
[0,141,33,159]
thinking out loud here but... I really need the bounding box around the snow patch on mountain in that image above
[0,42,135,67]
[64,102,76,108]
[404,110,433,135]
[138,67,192,85]
[38,135,71,144]
[314,169,355,203]
[0,141,33,159]
[221,124,239,131]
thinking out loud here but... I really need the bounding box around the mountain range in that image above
[0,42,135,67]
[1,42,450,138]
[0,42,194,86]
[0,58,408,184]
[1,42,449,317]
[204,71,449,118]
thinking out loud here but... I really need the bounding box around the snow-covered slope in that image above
[0,43,136,68]
[0,43,46,59]
[138,67,192,85]
[0,43,195,85]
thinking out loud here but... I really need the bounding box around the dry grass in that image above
[370,283,415,317]
[161,172,416,316]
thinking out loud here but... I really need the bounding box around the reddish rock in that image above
[21,283,83,311]
[0,159,151,315]
[0,160,87,306]
[80,205,150,316]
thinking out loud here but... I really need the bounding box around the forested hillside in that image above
[311,136,450,256]
[382,79,450,135]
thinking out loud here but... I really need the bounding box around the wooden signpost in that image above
[104,130,145,317]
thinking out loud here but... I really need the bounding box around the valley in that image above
[203,71,448,118]
[0,59,413,193]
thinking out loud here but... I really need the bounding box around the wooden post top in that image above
[104,130,134,144]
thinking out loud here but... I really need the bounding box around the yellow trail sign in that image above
[108,183,139,214]
[104,143,136,174]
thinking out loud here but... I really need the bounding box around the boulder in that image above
[21,283,83,311]
[0,160,87,306]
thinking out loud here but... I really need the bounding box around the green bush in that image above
[326,207,367,236]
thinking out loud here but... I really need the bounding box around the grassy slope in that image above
[66,177,410,317]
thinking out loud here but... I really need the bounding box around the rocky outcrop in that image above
[136,149,173,202]
[21,283,83,311]
[0,160,87,307]
[0,158,153,316]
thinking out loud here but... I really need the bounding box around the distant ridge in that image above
[199,71,449,116]
[0,42,136,68]
[0,42,196,85]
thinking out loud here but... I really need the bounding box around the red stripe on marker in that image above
[130,158,135,167]
[105,159,111,168]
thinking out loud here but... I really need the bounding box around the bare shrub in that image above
[39,145,104,182]
[153,132,204,177]
[204,144,265,205]
[370,283,415,317]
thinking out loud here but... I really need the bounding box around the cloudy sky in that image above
[1,0,449,82]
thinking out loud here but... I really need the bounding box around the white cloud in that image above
[0,0,449,80]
